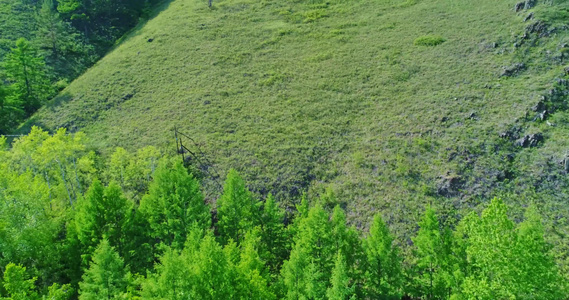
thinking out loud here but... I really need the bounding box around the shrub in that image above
[413,35,446,46]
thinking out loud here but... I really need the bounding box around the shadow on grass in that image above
[111,0,176,49]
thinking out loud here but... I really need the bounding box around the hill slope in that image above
[22,0,569,256]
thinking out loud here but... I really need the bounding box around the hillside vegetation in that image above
[21,0,569,268]
[0,129,566,299]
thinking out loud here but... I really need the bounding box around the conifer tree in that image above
[513,205,565,298]
[259,193,289,274]
[0,82,23,134]
[139,161,210,250]
[237,230,276,299]
[281,204,335,299]
[79,239,129,300]
[217,169,259,245]
[4,38,52,115]
[326,251,355,300]
[412,206,447,299]
[363,213,402,299]
[75,180,131,266]
[35,0,84,78]
[460,198,516,299]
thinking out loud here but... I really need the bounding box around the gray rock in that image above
[501,63,526,77]
[524,12,534,22]
[516,133,543,148]
[531,95,546,112]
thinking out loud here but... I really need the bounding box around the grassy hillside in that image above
[21,0,569,263]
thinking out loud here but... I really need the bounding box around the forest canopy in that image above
[0,127,566,299]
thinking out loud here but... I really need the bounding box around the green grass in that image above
[19,0,569,265]
[413,35,445,46]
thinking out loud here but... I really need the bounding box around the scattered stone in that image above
[524,12,534,22]
[468,112,477,120]
[526,21,552,38]
[500,125,522,140]
[546,121,555,127]
[147,38,154,42]
[203,100,211,105]
[531,95,546,112]
[515,0,536,11]
[500,63,526,77]
[516,133,543,148]
[556,78,569,87]
[538,110,548,121]
[441,116,449,122]
[524,0,537,9]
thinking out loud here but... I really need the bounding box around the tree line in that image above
[0,127,567,299]
[0,0,160,134]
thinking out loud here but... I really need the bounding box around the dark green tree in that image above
[35,0,85,79]
[4,38,52,114]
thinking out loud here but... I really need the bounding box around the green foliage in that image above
[413,35,446,46]
[4,38,53,115]
[258,193,290,275]
[216,169,260,245]
[326,251,355,300]
[139,160,210,250]
[412,206,451,299]
[3,263,38,300]
[281,204,335,299]
[75,180,131,267]
[363,213,402,299]
[44,283,74,300]
[0,129,568,299]
[79,239,129,300]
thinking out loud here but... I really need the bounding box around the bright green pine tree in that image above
[139,161,210,250]
[79,239,129,300]
[237,229,276,300]
[75,180,131,267]
[191,234,238,299]
[412,205,448,299]
[330,206,362,277]
[326,251,355,300]
[363,213,402,299]
[3,263,38,300]
[216,169,260,245]
[259,193,290,275]
[460,198,516,299]
[281,204,335,299]
[513,205,565,298]
[4,38,53,115]
[140,247,193,300]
